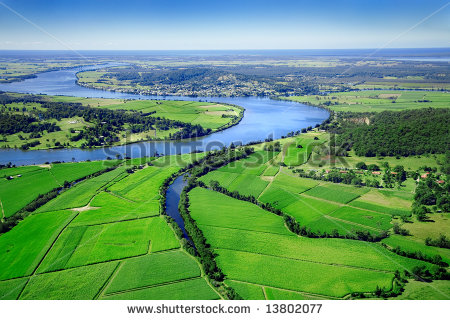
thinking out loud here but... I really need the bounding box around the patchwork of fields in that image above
[0,154,219,300]
[199,148,415,237]
[188,187,432,299]
[0,160,119,218]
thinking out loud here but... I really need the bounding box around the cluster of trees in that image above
[0,93,215,148]
[390,245,447,267]
[425,235,450,249]
[413,173,449,218]
[263,141,281,152]
[336,108,450,157]
[0,112,60,136]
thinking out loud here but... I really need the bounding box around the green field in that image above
[105,251,200,294]
[189,187,293,236]
[382,235,450,265]
[20,262,118,300]
[303,185,366,204]
[284,91,450,112]
[37,216,179,272]
[35,166,127,213]
[0,93,242,150]
[70,191,159,226]
[224,280,265,300]
[217,249,393,297]
[0,154,216,300]
[0,160,118,217]
[0,278,29,300]
[102,278,220,300]
[188,187,431,298]
[0,210,75,280]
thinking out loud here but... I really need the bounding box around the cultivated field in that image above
[0,154,218,300]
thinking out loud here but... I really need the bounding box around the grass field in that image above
[0,210,75,280]
[189,187,293,236]
[0,160,118,217]
[0,278,29,300]
[37,216,179,272]
[70,191,159,226]
[303,185,366,204]
[382,235,450,265]
[35,166,127,213]
[105,251,200,294]
[102,278,220,300]
[284,136,322,166]
[109,165,179,202]
[328,206,392,230]
[284,91,450,112]
[20,262,118,300]
[216,249,394,297]
[224,280,265,300]
[265,287,319,300]
[391,280,450,300]
[188,187,431,298]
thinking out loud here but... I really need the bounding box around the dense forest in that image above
[0,93,211,148]
[334,108,450,157]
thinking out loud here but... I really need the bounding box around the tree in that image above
[355,162,367,170]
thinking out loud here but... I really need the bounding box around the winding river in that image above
[0,65,329,165]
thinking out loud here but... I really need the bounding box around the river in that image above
[0,64,329,165]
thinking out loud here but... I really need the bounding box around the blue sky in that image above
[0,0,449,50]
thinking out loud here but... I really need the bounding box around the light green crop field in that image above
[105,251,200,294]
[0,210,75,280]
[189,187,292,236]
[200,225,428,273]
[216,249,393,297]
[284,136,322,166]
[328,206,392,231]
[303,185,366,204]
[349,189,412,217]
[35,166,127,213]
[284,91,450,112]
[391,280,450,300]
[224,280,265,300]
[188,187,431,298]
[265,287,319,300]
[270,172,319,194]
[99,100,242,131]
[262,165,279,176]
[109,165,179,202]
[0,153,219,300]
[382,235,450,265]
[37,216,179,272]
[20,262,118,300]
[70,192,159,226]
[226,174,269,198]
[0,160,118,217]
[0,278,29,300]
[102,278,220,300]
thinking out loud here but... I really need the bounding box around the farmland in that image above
[188,187,433,298]
[0,153,219,300]
[200,146,401,237]
[284,91,450,112]
[0,160,119,218]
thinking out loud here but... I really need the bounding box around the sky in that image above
[0,0,449,50]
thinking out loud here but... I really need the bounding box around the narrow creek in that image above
[165,173,195,247]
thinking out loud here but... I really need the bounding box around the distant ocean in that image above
[0,48,449,59]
